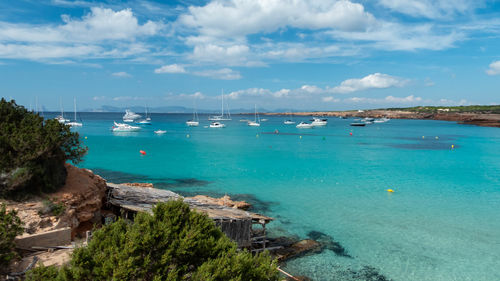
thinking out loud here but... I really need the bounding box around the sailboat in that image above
[284,110,295,125]
[186,100,199,126]
[136,106,152,125]
[55,98,69,123]
[247,104,260,127]
[208,90,231,121]
[66,98,82,127]
[123,109,141,122]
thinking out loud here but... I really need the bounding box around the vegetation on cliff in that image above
[26,200,279,281]
[384,105,500,114]
[0,99,87,198]
[0,204,23,274]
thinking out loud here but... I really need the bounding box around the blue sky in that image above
[0,0,499,111]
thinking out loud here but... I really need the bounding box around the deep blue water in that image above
[52,112,500,281]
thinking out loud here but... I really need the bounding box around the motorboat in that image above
[311,117,327,126]
[67,98,82,127]
[112,121,141,132]
[239,119,250,122]
[208,90,231,121]
[248,104,260,127]
[123,109,141,122]
[284,120,295,125]
[154,130,167,134]
[209,122,226,128]
[261,118,268,122]
[374,118,390,123]
[350,122,366,126]
[296,122,314,128]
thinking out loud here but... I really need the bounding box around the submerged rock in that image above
[273,239,322,261]
[188,195,251,210]
[307,230,351,258]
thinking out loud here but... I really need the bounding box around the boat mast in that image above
[73,97,77,121]
[221,89,224,117]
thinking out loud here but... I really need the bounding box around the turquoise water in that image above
[61,113,500,281]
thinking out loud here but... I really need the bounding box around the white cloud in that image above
[331,73,408,94]
[344,95,422,104]
[193,68,241,80]
[322,96,340,102]
[486,60,500,75]
[179,0,375,38]
[385,95,422,102]
[154,64,186,74]
[0,7,162,61]
[379,0,481,19]
[112,71,132,77]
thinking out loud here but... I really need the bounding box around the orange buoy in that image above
[350,132,353,136]
[140,150,146,155]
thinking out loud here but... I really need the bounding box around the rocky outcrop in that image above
[273,239,322,261]
[122,182,154,188]
[188,195,251,210]
[52,164,107,237]
[4,164,107,239]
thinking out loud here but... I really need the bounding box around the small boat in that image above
[261,118,268,122]
[123,109,141,122]
[55,115,69,123]
[154,130,167,134]
[284,120,295,125]
[374,117,390,123]
[239,119,250,122]
[311,117,327,126]
[136,119,152,125]
[350,122,366,126]
[112,121,141,132]
[67,97,82,127]
[248,104,260,127]
[186,101,199,126]
[209,122,226,128]
[296,122,314,129]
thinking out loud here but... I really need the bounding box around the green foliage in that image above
[0,98,87,198]
[0,203,24,273]
[384,105,500,114]
[38,199,66,217]
[26,200,279,281]
[25,265,62,281]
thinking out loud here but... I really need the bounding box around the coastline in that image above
[263,110,500,128]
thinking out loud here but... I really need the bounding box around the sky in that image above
[0,0,499,111]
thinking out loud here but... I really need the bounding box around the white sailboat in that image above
[55,98,69,123]
[186,100,199,126]
[66,98,82,127]
[136,106,151,124]
[284,111,295,124]
[247,104,260,127]
[208,90,231,121]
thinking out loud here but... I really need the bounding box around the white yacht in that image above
[66,98,82,127]
[247,104,260,127]
[284,120,295,124]
[209,122,226,128]
[209,90,231,121]
[296,122,314,129]
[154,129,167,134]
[55,98,70,123]
[112,121,141,132]
[374,117,390,123]
[123,109,141,122]
[311,117,327,126]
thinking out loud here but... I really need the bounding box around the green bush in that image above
[0,98,87,198]
[26,200,279,281]
[38,199,66,217]
[0,203,23,274]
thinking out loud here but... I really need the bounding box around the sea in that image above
[50,112,500,281]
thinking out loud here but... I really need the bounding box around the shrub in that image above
[26,200,279,281]
[0,98,87,198]
[38,199,66,217]
[0,203,23,274]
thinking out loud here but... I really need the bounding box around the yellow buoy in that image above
[299,136,302,139]
[256,134,259,138]
[186,134,190,138]
[84,136,87,139]
[451,144,454,149]
[435,136,439,139]
[422,136,425,139]
[387,189,394,193]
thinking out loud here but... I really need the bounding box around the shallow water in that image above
[58,112,500,281]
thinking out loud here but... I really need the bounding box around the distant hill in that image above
[82,105,278,114]
[383,105,500,114]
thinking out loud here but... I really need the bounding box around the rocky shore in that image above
[265,110,500,128]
